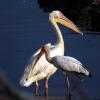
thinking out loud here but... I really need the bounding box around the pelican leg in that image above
[66,76,72,100]
[34,81,40,96]
[44,78,48,98]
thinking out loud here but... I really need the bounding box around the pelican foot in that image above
[44,87,48,99]
[34,87,40,96]
[44,78,48,99]
[66,92,72,100]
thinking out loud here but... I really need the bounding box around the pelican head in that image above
[49,10,83,35]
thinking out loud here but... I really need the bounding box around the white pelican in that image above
[34,44,92,99]
[19,10,83,97]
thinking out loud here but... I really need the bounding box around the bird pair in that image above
[19,10,92,99]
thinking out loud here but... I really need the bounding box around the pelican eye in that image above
[25,78,28,81]
[54,15,59,19]
[59,12,63,16]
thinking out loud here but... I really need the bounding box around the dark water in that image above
[0,0,100,99]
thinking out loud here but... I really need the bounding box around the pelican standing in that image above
[34,44,92,99]
[19,10,83,97]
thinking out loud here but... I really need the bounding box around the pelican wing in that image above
[25,48,41,68]
[20,48,41,82]
[25,45,55,73]
[20,45,56,85]
[51,56,89,76]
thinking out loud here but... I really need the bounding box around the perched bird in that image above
[34,44,92,99]
[19,10,83,97]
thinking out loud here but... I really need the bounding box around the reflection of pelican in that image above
[20,10,83,97]
[34,44,92,99]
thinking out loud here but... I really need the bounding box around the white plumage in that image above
[34,44,92,98]
[19,10,83,96]
[20,43,63,87]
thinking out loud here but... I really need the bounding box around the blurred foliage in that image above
[37,0,100,32]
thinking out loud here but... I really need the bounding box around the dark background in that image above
[37,0,100,31]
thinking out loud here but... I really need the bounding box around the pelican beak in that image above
[56,14,83,35]
[33,47,45,67]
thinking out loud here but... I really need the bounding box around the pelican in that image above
[19,10,83,97]
[34,44,92,99]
